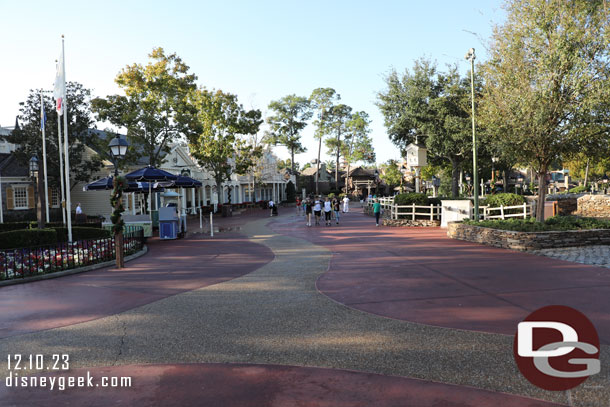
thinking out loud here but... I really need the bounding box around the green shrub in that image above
[54,227,111,242]
[481,193,525,208]
[394,193,430,206]
[0,229,58,249]
[463,216,610,232]
[568,185,588,194]
[285,181,296,203]
[0,222,31,233]
[327,193,336,199]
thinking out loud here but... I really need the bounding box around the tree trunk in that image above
[451,159,460,198]
[584,158,590,187]
[291,147,297,189]
[536,170,547,222]
[503,171,508,193]
[316,137,321,195]
[335,131,340,187]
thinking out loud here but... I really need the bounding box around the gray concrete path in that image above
[0,214,607,406]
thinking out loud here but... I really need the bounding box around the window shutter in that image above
[6,187,14,210]
[28,186,35,209]
[48,188,53,207]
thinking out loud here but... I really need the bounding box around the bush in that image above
[481,193,525,208]
[327,193,336,199]
[394,193,430,206]
[463,216,610,232]
[568,185,589,194]
[53,227,111,242]
[0,222,31,233]
[285,181,296,203]
[0,229,58,249]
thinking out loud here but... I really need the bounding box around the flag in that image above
[53,51,65,116]
[40,99,47,130]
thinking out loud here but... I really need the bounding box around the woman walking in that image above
[304,198,313,227]
[373,199,382,226]
[313,197,322,226]
[332,198,341,225]
[323,197,332,226]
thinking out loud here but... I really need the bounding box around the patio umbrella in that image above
[160,175,203,188]
[124,166,178,181]
[124,166,178,220]
[83,176,139,191]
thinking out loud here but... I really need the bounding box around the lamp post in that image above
[603,174,609,194]
[517,175,524,195]
[109,135,129,268]
[29,156,45,229]
[465,48,479,220]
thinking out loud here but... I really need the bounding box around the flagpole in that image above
[55,60,66,225]
[40,92,50,223]
[61,35,73,242]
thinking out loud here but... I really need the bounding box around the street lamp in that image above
[465,48,479,220]
[29,156,44,229]
[109,135,129,268]
[109,135,129,176]
[603,174,609,194]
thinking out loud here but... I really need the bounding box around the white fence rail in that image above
[478,203,534,220]
[366,198,441,221]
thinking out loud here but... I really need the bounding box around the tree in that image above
[480,0,610,221]
[324,104,353,186]
[380,159,403,191]
[264,95,312,175]
[343,111,375,192]
[310,88,340,194]
[285,180,296,202]
[6,83,102,191]
[377,59,477,198]
[92,47,199,167]
[187,89,262,203]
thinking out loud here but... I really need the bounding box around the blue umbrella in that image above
[84,176,139,191]
[124,166,178,181]
[161,175,202,188]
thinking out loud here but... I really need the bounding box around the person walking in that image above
[373,199,382,227]
[313,197,322,226]
[268,199,275,217]
[333,198,341,225]
[342,195,350,213]
[296,196,301,216]
[304,198,313,226]
[323,197,332,226]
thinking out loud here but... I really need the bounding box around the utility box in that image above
[441,200,473,228]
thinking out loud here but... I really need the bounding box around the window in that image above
[51,188,60,207]
[13,186,28,209]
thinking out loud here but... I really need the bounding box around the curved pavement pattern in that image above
[0,364,562,407]
[0,213,606,406]
[271,210,610,344]
[0,232,273,338]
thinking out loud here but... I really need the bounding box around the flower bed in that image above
[0,230,143,281]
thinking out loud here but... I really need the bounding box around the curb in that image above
[0,245,149,287]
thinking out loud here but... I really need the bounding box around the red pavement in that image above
[0,363,564,407]
[0,228,273,339]
[271,210,610,344]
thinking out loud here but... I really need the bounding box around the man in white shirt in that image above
[323,197,332,226]
[313,198,322,225]
[75,203,83,215]
[268,200,275,216]
[342,196,350,213]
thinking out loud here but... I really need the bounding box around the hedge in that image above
[463,216,610,232]
[0,229,58,250]
[54,227,111,242]
[394,193,430,206]
[0,222,31,233]
[480,193,525,208]
[568,185,588,194]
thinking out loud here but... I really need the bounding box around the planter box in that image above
[447,222,610,251]
[441,200,472,228]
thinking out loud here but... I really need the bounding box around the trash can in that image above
[221,205,233,217]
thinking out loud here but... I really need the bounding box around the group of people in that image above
[296,195,350,227]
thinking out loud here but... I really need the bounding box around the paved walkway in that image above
[533,245,610,268]
[0,210,607,406]
[271,211,610,344]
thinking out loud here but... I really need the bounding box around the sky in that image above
[0,0,506,167]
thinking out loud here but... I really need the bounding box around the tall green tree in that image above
[264,95,312,176]
[380,159,403,192]
[310,87,340,194]
[92,47,199,167]
[343,111,375,192]
[480,0,610,220]
[187,89,262,203]
[324,103,353,185]
[377,59,476,198]
[6,83,102,190]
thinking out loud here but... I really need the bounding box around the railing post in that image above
[500,205,504,220]
[523,202,527,219]
[430,204,433,221]
[412,203,415,220]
